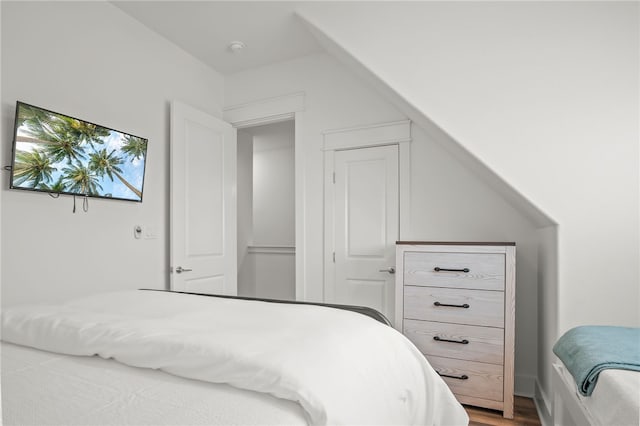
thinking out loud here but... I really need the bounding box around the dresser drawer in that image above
[428,355,504,402]
[404,320,504,365]
[403,251,505,291]
[404,286,504,328]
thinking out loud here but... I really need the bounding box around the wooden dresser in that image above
[395,242,515,419]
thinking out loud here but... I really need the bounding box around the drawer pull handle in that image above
[438,372,469,380]
[434,336,469,344]
[433,301,470,309]
[434,267,470,273]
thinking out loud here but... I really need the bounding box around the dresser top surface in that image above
[396,241,516,246]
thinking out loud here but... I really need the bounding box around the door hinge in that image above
[333,252,336,263]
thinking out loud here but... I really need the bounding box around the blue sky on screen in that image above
[102,131,146,200]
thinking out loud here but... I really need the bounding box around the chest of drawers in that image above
[395,242,515,419]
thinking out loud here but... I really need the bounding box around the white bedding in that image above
[2,341,307,426]
[557,361,640,426]
[2,290,468,425]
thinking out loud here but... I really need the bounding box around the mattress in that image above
[556,360,640,426]
[2,341,307,426]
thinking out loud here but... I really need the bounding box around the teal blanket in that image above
[553,325,640,396]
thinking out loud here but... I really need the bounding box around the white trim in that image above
[223,92,305,128]
[536,378,553,426]
[229,113,294,129]
[247,245,295,255]
[294,112,306,301]
[323,150,335,304]
[398,141,411,239]
[322,120,411,151]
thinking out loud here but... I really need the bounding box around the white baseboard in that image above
[535,379,553,426]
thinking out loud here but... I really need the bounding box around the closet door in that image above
[170,101,237,295]
[327,144,398,318]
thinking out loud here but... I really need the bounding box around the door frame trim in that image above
[223,92,304,128]
[322,119,411,151]
[323,120,412,303]
[223,93,306,300]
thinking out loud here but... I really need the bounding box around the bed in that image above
[2,289,468,425]
[552,326,640,426]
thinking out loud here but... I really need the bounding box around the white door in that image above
[170,101,237,295]
[327,144,398,319]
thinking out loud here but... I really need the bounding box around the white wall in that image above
[225,52,540,394]
[295,1,639,409]
[252,121,295,246]
[1,1,224,307]
[251,252,295,300]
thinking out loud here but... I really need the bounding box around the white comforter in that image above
[2,290,468,425]
[2,342,308,426]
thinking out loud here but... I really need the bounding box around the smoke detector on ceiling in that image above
[228,41,246,53]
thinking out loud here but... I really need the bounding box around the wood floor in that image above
[465,396,541,426]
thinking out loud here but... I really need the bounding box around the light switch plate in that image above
[144,225,157,239]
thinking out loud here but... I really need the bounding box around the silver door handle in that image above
[175,266,193,274]
[379,267,396,274]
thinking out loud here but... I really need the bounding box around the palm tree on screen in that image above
[37,176,67,193]
[62,161,102,195]
[12,149,55,188]
[88,149,142,199]
[66,120,110,150]
[42,135,87,164]
[15,104,51,130]
[18,111,85,164]
[121,135,147,162]
[16,105,108,164]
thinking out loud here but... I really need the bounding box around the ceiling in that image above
[111,1,325,75]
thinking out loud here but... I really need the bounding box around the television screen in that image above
[10,101,148,202]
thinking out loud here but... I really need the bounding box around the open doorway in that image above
[237,120,295,300]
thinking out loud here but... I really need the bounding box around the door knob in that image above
[175,266,193,274]
[379,267,396,274]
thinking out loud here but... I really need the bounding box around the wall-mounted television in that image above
[9,101,148,202]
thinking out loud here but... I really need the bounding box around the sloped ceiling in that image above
[294,5,555,228]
